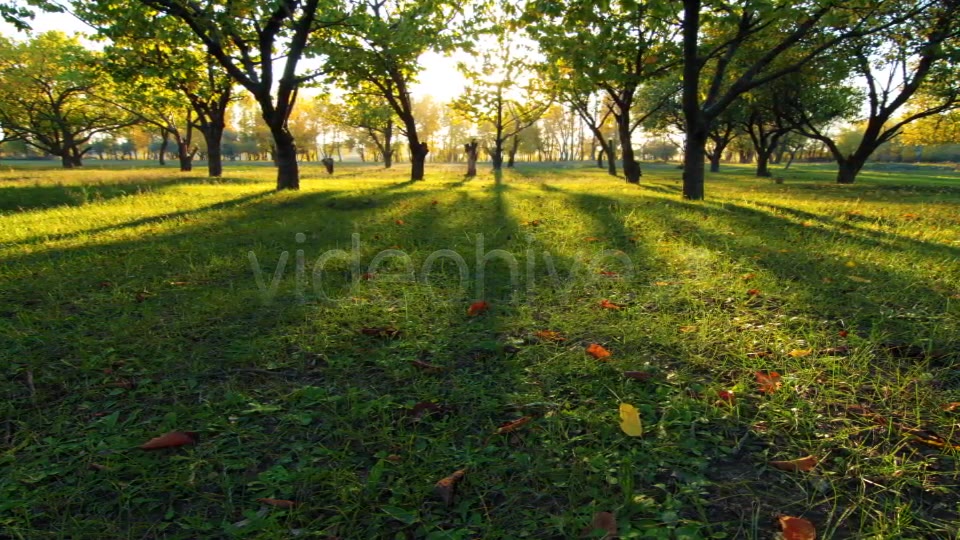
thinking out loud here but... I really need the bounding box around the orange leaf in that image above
[599,299,622,310]
[746,288,761,297]
[770,455,818,472]
[586,343,611,360]
[623,371,652,381]
[779,516,816,540]
[496,416,532,434]
[434,469,466,506]
[467,301,489,316]
[838,330,849,338]
[139,431,197,450]
[395,219,404,225]
[256,498,296,509]
[410,359,444,371]
[944,402,960,412]
[755,371,782,394]
[580,511,617,539]
[583,236,601,242]
[678,325,698,333]
[535,330,566,342]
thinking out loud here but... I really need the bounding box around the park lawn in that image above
[1,161,959,539]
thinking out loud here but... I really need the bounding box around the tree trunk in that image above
[465,140,479,177]
[709,152,721,173]
[507,134,519,167]
[597,147,604,168]
[61,153,75,169]
[756,152,772,177]
[836,158,864,184]
[272,127,299,190]
[410,141,428,181]
[682,129,708,200]
[617,118,641,184]
[203,122,225,177]
[491,144,503,170]
[177,141,193,172]
[159,131,169,166]
[606,138,617,176]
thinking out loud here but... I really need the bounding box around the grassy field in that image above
[1,160,959,539]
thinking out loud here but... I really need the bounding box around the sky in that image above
[0,9,470,103]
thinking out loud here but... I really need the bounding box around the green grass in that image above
[1,160,959,539]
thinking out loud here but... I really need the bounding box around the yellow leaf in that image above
[849,275,872,283]
[619,403,643,437]
[788,349,812,358]
[845,261,857,268]
[679,325,698,333]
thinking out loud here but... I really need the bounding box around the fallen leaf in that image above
[360,326,401,338]
[583,236,601,242]
[257,498,296,509]
[746,351,771,358]
[395,219,404,225]
[431,200,439,205]
[535,330,566,342]
[434,469,466,506]
[653,281,672,286]
[848,275,872,283]
[618,403,643,437]
[788,349,812,358]
[944,402,960,412]
[139,431,198,450]
[756,371,782,394]
[623,371,652,381]
[407,401,443,419]
[845,261,857,268]
[598,270,619,277]
[678,325,698,333]
[527,219,541,226]
[770,455,818,472]
[599,299,622,310]
[361,272,376,280]
[746,288,761,297]
[410,359,444,371]
[496,416,532,434]
[97,280,113,288]
[821,277,833,284]
[741,273,756,280]
[779,516,816,540]
[717,390,735,403]
[801,221,814,227]
[385,454,402,463]
[818,346,850,355]
[586,343,611,360]
[838,330,849,338]
[168,281,190,286]
[901,212,919,219]
[581,511,618,538]
[467,301,489,316]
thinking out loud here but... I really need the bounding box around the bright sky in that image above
[0,10,469,103]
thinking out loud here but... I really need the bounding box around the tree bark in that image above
[756,152,771,177]
[177,141,194,172]
[836,158,864,184]
[61,153,75,169]
[682,128,708,200]
[410,141,428,181]
[272,127,300,190]
[606,138,617,176]
[203,121,225,177]
[681,0,706,200]
[507,134,519,167]
[465,140,479,177]
[159,130,169,166]
[708,152,722,172]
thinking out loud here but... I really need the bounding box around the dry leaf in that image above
[535,330,566,342]
[257,498,297,509]
[599,299,622,310]
[770,455,818,472]
[788,349,812,358]
[598,270,619,277]
[848,275,872,283]
[779,516,816,540]
[944,402,960,412]
[360,326,401,338]
[756,371,782,394]
[496,416,532,434]
[678,325,698,333]
[407,402,443,419]
[435,469,466,506]
[467,301,489,316]
[838,330,849,338]
[717,390,735,403]
[586,343,611,360]
[410,359,444,372]
[746,288,761,297]
[583,236,601,242]
[653,281,671,286]
[580,511,618,539]
[623,371,652,381]
[139,431,197,450]
[821,277,833,284]
[844,261,857,268]
[395,219,404,225]
[741,273,756,280]
[618,403,643,437]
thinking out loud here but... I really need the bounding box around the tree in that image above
[789,0,960,183]
[328,89,399,167]
[527,0,680,183]
[0,0,60,31]
[453,33,551,171]
[677,0,923,199]
[318,0,468,181]
[0,32,139,168]
[120,0,345,190]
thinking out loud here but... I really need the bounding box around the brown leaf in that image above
[407,401,443,419]
[496,416,533,434]
[746,288,761,297]
[586,343,611,360]
[410,359,444,372]
[717,390,735,403]
[755,371,782,394]
[535,330,566,342]
[678,325,698,333]
[770,455,818,472]
[580,511,618,538]
[598,270,619,277]
[139,431,198,450]
[434,469,466,506]
[944,402,960,412]
[583,236,602,242]
[623,371,652,381]
[256,498,297,509]
[741,273,756,280]
[360,326,401,338]
[779,516,816,540]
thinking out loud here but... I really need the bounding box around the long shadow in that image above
[0,176,197,213]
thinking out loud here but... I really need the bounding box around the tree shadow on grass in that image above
[0,176,198,213]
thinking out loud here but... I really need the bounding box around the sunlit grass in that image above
[1,160,958,538]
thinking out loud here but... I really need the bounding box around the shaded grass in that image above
[1,161,959,538]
